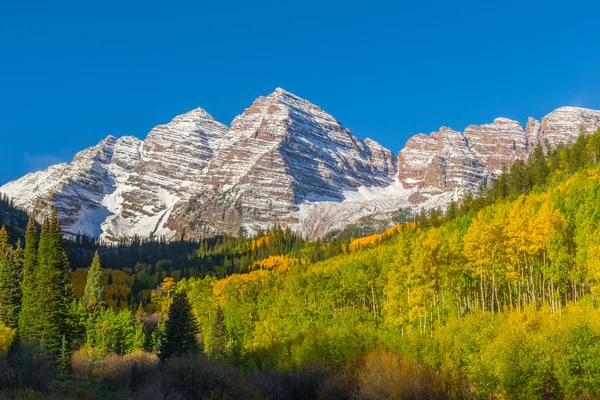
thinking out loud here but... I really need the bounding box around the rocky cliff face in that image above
[177,88,400,238]
[1,109,227,241]
[1,90,599,242]
[397,108,600,203]
[527,106,600,153]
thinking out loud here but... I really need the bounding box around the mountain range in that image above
[2,88,600,242]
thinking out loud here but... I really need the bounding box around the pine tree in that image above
[0,244,22,329]
[132,303,146,351]
[57,334,70,373]
[0,226,9,257]
[528,145,549,187]
[37,210,75,360]
[208,305,228,359]
[18,216,39,341]
[159,291,199,361]
[82,251,107,311]
[445,200,459,220]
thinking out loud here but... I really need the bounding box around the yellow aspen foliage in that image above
[250,255,297,273]
[151,277,177,314]
[0,323,15,353]
[212,269,273,305]
[250,234,272,250]
[104,269,134,309]
[72,268,89,298]
[349,224,403,252]
[586,227,600,299]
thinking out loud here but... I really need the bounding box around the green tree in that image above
[37,210,75,360]
[527,145,549,187]
[208,305,228,360]
[445,200,459,220]
[0,241,22,330]
[159,291,199,361]
[132,303,146,351]
[82,251,107,311]
[0,225,9,256]
[18,216,40,341]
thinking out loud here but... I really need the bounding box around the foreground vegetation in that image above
[2,129,600,399]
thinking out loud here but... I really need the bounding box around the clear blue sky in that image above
[1,0,599,185]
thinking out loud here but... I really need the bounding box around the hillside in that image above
[170,126,600,398]
[3,128,600,399]
[0,194,28,242]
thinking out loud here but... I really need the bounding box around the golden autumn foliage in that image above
[0,323,14,353]
[250,234,272,251]
[249,255,297,273]
[73,267,134,308]
[348,224,408,252]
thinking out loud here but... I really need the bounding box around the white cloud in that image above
[24,153,66,173]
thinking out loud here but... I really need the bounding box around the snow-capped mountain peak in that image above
[2,90,600,242]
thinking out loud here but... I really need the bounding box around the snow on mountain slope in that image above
[175,88,404,239]
[397,108,600,202]
[1,108,227,242]
[2,89,600,242]
[527,106,600,153]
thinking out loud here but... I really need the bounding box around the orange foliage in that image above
[348,224,405,252]
[212,269,273,304]
[250,234,272,251]
[249,255,296,273]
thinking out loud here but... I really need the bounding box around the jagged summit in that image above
[2,91,600,242]
[272,87,297,96]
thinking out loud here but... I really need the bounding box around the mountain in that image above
[2,89,600,242]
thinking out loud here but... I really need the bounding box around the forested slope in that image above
[2,129,600,399]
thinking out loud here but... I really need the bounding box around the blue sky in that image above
[1,0,599,185]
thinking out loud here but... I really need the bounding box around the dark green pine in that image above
[159,291,199,361]
[0,230,22,330]
[37,210,75,360]
[18,216,39,341]
[82,250,107,311]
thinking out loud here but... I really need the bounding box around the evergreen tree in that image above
[18,216,39,341]
[507,159,529,195]
[0,226,9,257]
[82,251,107,311]
[528,145,549,187]
[418,208,429,228]
[159,291,199,361]
[37,210,75,360]
[459,190,474,215]
[0,236,22,329]
[445,200,459,220]
[208,305,228,359]
[132,303,146,351]
[57,334,70,373]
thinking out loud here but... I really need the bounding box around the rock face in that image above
[527,107,600,153]
[178,88,399,238]
[398,127,487,191]
[398,108,600,201]
[1,109,227,241]
[1,89,600,242]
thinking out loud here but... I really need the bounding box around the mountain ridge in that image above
[2,89,600,242]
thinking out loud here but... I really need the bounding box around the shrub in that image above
[71,347,104,378]
[354,350,449,400]
[71,348,159,391]
[317,373,356,400]
[250,363,330,400]
[0,323,15,353]
[102,350,159,390]
[161,355,264,400]
[0,344,55,392]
